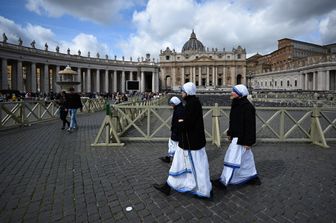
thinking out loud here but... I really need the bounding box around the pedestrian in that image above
[56,91,70,130]
[159,96,185,163]
[212,84,261,190]
[65,87,83,132]
[153,82,212,199]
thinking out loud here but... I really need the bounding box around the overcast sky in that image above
[0,0,335,60]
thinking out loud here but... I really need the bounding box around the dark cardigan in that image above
[178,96,206,150]
[227,96,256,146]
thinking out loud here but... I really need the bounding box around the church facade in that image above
[159,31,247,91]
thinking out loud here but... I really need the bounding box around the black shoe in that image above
[61,127,65,130]
[211,179,227,190]
[159,156,171,163]
[153,183,171,195]
[248,176,262,185]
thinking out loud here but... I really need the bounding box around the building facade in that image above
[247,38,336,91]
[159,31,247,91]
[0,37,159,94]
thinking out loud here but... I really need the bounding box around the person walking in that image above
[212,84,261,190]
[65,87,83,132]
[56,91,70,130]
[159,96,185,163]
[153,82,212,199]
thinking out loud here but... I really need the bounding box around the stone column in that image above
[215,66,218,86]
[152,72,155,92]
[12,63,17,90]
[130,71,133,81]
[113,70,117,92]
[77,68,81,92]
[17,61,23,92]
[181,67,185,85]
[198,66,201,86]
[193,67,196,83]
[156,70,159,92]
[317,70,325,90]
[104,69,108,93]
[325,70,330,91]
[31,62,37,93]
[55,66,61,93]
[231,66,235,86]
[223,66,227,86]
[121,70,125,93]
[1,59,8,89]
[304,73,308,90]
[141,71,145,92]
[206,66,210,86]
[87,68,91,93]
[43,64,49,93]
[212,66,215,86]
[313,71,317,90]
[95,69,100,93]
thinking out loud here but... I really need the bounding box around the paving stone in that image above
[0,111,335,222]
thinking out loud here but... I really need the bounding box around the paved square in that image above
[0,111,335,222]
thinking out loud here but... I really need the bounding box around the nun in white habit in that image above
[213,84,261,189]
[153,82,212,198]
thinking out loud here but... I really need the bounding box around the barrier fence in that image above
[0,98,106,129]
[92,102,336,148]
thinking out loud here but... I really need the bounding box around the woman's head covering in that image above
[181,82,196,96]
[232,84,249,97]
[169,96,181,105]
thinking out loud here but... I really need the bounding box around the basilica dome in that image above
[182,30,205,53]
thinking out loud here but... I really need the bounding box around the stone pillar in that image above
[181,67,185,85]
[130,71,133,81]
[231,66,235,86]
[193,67,196,83]
[325,70,330,91]
[152,72,155,92]
[206,66,210,86]
[17,61,23,92]
[304,73,308,90]
[12,63,17,90]
[212,66,215,86]
[121,70,125,93]
[198,66,201,86]
[1,59,8,89]
[77,67,81,92]
[113,70,117,92]
[223,66,227,86]
[43,64,49,93]
[317,70,325,90]
[156,70,159,92]
[104,69,108,93]
[55,66,61,93]
[95,69,100,93]
[31,62,37,93]
[87,68,91,93]
[313,71,317,90]
[141,71,145,92]
[215,66,218,86]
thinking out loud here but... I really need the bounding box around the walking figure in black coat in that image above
[212,84,261,190]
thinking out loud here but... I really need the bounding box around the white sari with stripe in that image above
[167,146,212,198]
[219,137,258,185]
[167,138,178,157]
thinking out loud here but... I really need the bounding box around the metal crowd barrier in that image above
[0,98,106,129]
[92,102,336,148]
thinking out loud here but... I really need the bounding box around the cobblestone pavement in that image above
[0,111,335,223]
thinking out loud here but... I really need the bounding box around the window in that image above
[294,80,297,87]
[275,81,277,87]
[166,56,170,60]
[287,80,290,87]
[281,81,283,86]
[237,54,241,59]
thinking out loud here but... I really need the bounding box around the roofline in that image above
[278,38,325,48]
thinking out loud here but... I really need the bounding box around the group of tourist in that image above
[56,87,83,132]
[154,82,261,199]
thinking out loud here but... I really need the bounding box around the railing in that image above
[0,98,106,129]
[92,103,336,148]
